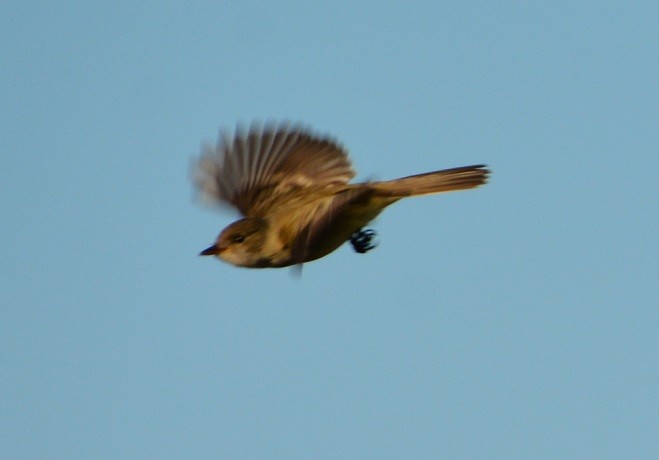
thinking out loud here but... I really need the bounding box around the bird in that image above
[193,122,489,268]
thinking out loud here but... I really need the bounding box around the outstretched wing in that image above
[193,122,356,217]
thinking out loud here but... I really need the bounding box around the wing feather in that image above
[193,122,356,217]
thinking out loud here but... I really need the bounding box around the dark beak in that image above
[199,244,219,256]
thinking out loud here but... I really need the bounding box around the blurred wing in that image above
[193,122,356,217]
[289,187,375,265]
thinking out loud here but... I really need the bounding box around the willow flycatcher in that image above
[193,122,489,268]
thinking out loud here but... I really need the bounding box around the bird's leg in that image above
[350,228,379,254]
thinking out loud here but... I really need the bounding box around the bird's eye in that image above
[233,235,245,244]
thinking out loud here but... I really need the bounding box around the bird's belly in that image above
[304,201,389,262]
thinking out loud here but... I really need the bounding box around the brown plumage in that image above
[193,122,490,268]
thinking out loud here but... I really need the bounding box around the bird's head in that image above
[200,217,269,267]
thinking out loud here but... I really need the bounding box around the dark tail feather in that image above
[373,165,490,197]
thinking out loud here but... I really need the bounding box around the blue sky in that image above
[2,1,657,458]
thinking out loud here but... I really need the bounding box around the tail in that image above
[372,165,490,198]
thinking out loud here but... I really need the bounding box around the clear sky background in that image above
[2,1,657,458]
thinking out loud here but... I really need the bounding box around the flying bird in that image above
[193,122,489,268]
